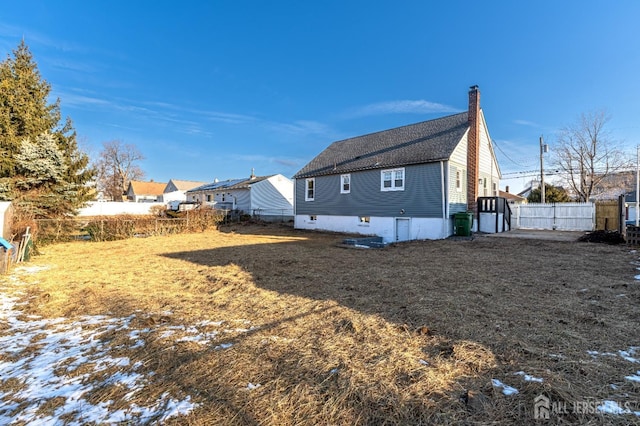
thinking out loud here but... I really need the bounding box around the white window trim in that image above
[455,170,462,192]
[340,174,351,194]
[305,178,315,201]
[381,167,405,192]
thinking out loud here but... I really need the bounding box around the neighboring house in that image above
[163,179,207,204]
[0,202,14,240]
[624,190,638,223]
[187,171,294,220]
[517,180,538,200]
[500,186,526,205]
[293,86,501,243]
[126,180,167,202]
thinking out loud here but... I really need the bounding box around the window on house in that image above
[341,174,350,194]
[381,168,405,191]
[492,182,498,196]
[359,216,370,224]
[483,178,488,196]
[309,215,317,221]
[206,194,212,202]
[456,170,462,192]
[305,178,315,201]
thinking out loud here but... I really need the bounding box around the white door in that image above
[395,218,410,242]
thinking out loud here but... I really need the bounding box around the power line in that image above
[492,139,526,167]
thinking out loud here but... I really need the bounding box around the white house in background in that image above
[0,202,14,240]
[162,179,207,204]
[293,86,502,243]
[186,171,294,220]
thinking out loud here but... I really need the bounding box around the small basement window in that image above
[359,216,370,224]
[309,215,317,221]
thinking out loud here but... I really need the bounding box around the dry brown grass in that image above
[3,223,640,424]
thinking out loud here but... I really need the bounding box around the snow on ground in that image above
[513,371,543,383]
[0,266,255,425]
[491,379,518,396]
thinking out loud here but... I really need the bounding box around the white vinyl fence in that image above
[514,202,595,231]
[78,201,165,217]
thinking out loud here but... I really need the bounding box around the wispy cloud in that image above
[349,100,461,118]
[55,86,338,142]
[264,120,334,137]
[232,154,302,169]
[513,119,539,127]
[0,22,83,52]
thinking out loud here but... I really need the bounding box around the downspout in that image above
[441,161,447,238]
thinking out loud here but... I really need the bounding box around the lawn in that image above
[1,223,639,424]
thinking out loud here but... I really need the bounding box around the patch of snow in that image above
[625,372,640,382]
[491,379,519,395]
[419,359,429,366]
[0,278,201,424]
[619,350,639,363]
[354,244,370,248]
[513,371,543,382]
[13,265,50,274]
[597,400,640,416]
[247,383,261,390]
[635,274,640,280]
[215,343,233,350]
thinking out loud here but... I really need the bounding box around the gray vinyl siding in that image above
[296,163,444,217]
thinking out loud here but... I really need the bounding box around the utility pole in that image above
[540,136,548,203]
[636,145,640,226]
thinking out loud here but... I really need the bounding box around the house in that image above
[500,186,526,205]
[162,179,207,205]
[186,171,294,221]
[126,180,167,202]
[0,202,14,240]
[293,86,501,243]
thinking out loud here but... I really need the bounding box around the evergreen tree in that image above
[0,41,94,218]
[527,184,571,203]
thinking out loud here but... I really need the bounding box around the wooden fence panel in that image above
[595,200,620,231]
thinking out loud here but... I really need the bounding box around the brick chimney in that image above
[467,85,480,213]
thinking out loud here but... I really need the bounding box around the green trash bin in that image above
[454,212,474,236]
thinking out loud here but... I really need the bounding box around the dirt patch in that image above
[578,230,626,245]
[2,223,639,424]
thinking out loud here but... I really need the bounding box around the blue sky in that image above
[1,1,639,193]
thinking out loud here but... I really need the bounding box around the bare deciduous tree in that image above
[95,140,145,201]
[553,111,628,202]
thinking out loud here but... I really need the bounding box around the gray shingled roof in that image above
[188,176,272,192]
[294,112,469,178]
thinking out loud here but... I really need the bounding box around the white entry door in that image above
[395,218,410,242]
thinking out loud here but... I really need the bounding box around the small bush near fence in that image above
[32,208,226,245]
